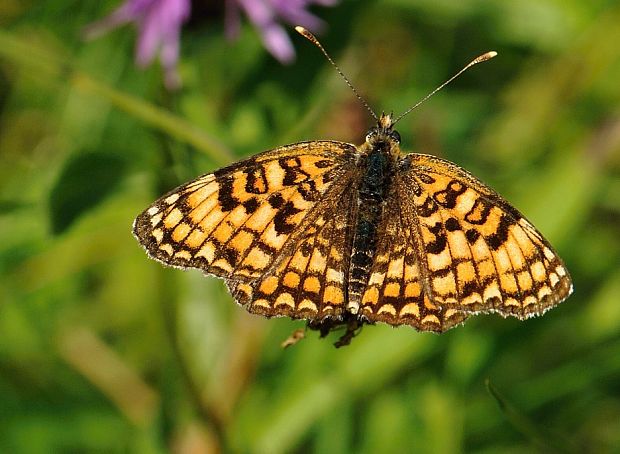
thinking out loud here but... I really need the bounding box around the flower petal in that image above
[260,23,295,63]
[231,0,338,64]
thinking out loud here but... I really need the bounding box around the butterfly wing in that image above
[133,141,357,292]
[398,153,573,319]
[229,183,358,320]
[359,182,470,332]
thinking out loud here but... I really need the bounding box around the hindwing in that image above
[359,182,470,332]
[230,184,357,320]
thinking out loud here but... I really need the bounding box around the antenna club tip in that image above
[478,51,498,62]
[471,51,498,65]
[295,26,314,40]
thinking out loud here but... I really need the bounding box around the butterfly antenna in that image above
[393,51,497,126]
[295,26,378,122]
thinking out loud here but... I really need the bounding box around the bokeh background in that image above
[1,1,620,453]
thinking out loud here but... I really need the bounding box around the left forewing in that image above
[133,141,356,282]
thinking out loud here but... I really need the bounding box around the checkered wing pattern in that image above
[359,181,470,332]
[230,186,356,320]
[133,141,357,309]
[397,153,572,319]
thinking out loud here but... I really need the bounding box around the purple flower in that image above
[226,0,338,64]
[85,0,190,89]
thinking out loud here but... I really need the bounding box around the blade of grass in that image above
[486,378,576,453]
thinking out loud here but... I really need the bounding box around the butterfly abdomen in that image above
[348,145,395,312]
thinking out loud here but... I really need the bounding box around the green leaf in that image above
[49,152,126,234]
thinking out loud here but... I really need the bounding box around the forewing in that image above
[229,185,357,320]
[400,153,573,319]
[359,185,469,332]
[133,141,356,283]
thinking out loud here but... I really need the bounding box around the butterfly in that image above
[133,27,573,347]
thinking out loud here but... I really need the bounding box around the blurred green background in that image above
[1,1,620,453]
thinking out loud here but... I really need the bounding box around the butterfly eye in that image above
[365,128,379,142]
[389,130,401,143]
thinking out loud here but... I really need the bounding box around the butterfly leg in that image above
[333,317,363,348]
[307,317,338,339]
[306,313,365,347]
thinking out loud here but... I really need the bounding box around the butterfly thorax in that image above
[347,116,402,314]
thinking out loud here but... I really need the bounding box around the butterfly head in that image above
[364,113,401,157]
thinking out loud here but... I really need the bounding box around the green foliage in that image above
[1,1,619,452]
[49,153,127,234]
